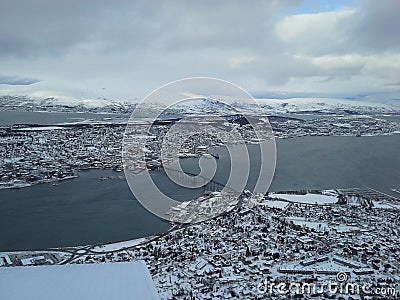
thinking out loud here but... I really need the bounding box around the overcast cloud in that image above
[0,0,399,102]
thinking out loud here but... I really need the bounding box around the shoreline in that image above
[1,187,398,267]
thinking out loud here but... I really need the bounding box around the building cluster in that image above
[121,116,271,174]
[166,191,239,223]
[0,124,124,189]
[0,251,67,267]
[269,115,400,138]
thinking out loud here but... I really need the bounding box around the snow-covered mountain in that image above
[1,94,399,115]
[253,97,400,115]
[164,96,400,116]
[166,98,239,115]
[0,95,136,113]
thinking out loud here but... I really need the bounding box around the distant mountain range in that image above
[0,95,136,114]
[1,94,399,115]
[169,96,400,115]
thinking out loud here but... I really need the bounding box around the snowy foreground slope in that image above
[0,261,160,300]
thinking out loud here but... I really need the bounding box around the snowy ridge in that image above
[165,96,400,115]
[1,94,399,115]
[253,97,400,114]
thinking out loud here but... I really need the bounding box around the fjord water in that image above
[1,134,399,251]
[0,110,130,125]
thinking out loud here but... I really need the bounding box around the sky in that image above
[0,0,399,104]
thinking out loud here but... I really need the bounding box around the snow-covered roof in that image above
[0,261,160,300]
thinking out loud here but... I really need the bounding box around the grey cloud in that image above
[0,75,41,85]
[349,0,400,54]
[0,0,299,58]
[0,0,398,100]
[0,0,133,57]
[277,0,400,56]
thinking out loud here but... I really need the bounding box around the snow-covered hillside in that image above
[1,94,399,115]
[254,97,400,115]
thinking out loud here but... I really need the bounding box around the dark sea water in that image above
[0,110,130,125]
[184,135,400,195]
[0,170,168,251]
[0,110,183,126]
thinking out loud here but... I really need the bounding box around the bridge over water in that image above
[157,166,235,193]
